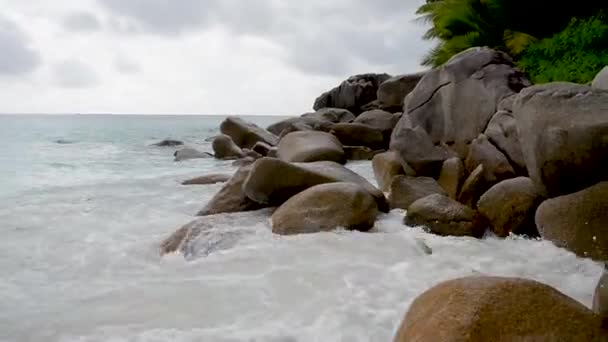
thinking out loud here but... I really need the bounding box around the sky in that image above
[0,0,433,115]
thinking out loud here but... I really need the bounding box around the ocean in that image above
[0,114,603,341]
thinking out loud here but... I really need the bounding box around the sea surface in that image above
[0,114,603,342]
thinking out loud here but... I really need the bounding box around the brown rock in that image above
[372,151,414,192]
[376,72,426,113]
[437,157,465,199]
[390,125,452,178]
[343,146,383,160]
[405,194,486,238]
[478,177,542,237]
[465,134,515,183]
[394,276,607,342]
[271,182,378,235]
[353,109,399,132]
[212,134,243,160]
[536,181,608,261]
[484,110,527,175]
[313,73,392,114]
[181,173,231,185]
[277,131,345,164]
[220,116,278,149]
[458,164,491,208]
[330,122,386,150]
[389,176,447,210]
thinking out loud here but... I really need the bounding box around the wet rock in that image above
[212,134,243,160]
[220,116,278,149]
[477,177,542,237]
[405,194,486,238]
[372,151,414,192]
[389,176,446,210]
[153,139,183,147]
[277,131,345,164]
[394,276,607,342]
[181,173,231,185]
[174,147,213,162]
[271,183,378,235]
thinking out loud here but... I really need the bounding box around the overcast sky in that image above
[0,0,432,115]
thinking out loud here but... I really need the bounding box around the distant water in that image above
[0,114,603,341]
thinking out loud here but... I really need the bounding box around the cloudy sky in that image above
[0,0,432,115]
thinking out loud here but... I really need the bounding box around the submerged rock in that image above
[271,182,378,235]
[394,276,607,342]
[153,139,183,147]
[174,147,213,162]
[181,173,231,185]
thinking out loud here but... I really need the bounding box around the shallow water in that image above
[0,115,603,342]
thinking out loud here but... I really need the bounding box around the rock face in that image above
[405,194,486,238]
[484,110,527,175]
[181,173,231,185]
[153,139,183,147]
[592,66,608,90]
[174,147,213,162]
[390,125,452,177]
[389,176,447,210]
[271,183,378,235]
[398,47,530,158]
[376,72,426,112]
[220,116,278,149]
[465,134,516,183]
[353,109,399,133]
[329,123,386,150]
[394,276,607,342]
[243,157,388,212]
[478,177,541,237]
[277,131,345,164]
[313,73,392,115]
[513,83,608,197]
[593,267,608,316]
[536,182,608,261]
[437,157,465,199]
[372,151,411,192]
[197,165,265,216]
[212,134,243,160]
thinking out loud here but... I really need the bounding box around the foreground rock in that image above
[478,177,541,237]
[153,139,183,147]
[536,181,608,261]
[174,147,213,162]
[314,73,391,114]
[390,125,452,177]
[277,131,345,164]
[197,165,266,216]
[372,151,413,192]
[389,176,446,210]
[514,83,608,197]
[594,267,608,316]
[394,276,607,342]
[437,157,465,199]
[243,157,388,212]
[376,72,425,112]
[220,116,278,149]
[592,66,608,90]
[212,134,243,160]
[405,194,486,238]
[271,183,378,235]
[329,123,385,150]
[181,173,231,185]
[398,47,530,158]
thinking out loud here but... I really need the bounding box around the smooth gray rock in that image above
[314,73,392,114]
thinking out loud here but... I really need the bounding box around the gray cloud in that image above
[52,60,99,88]
[114,56,141,74]
[0,17,41,76]
[98,0,431,76]
[63,12,102,32]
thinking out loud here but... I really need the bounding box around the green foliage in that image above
[517,15,608,84]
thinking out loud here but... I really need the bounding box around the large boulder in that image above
[242,157,388,212]
[464,134,516,183]
[592,66,608,90]
[220,116,278,149]
[271,183,378,235]
[277,131,345,164]
[478,177,542,237]
[484,110,527,175]
[181,173,231,185]
[196,165,266,216]
[329,122,386,150]
[398,47,530,158]
[212,134,243,160]
[536,181,608,261]
[513,83,608,197]
[353,109,399,133]
[593,267,608,316]
[437,157,465,199]
[405,194,486,238]
[376,72,426,113]
[372,151,414,192]
[267,116,335,136]
[174,147,213,162]
[390,125,453,178]
[313,73,392,115]
[389,176,447,210]
[394,276,607,342]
